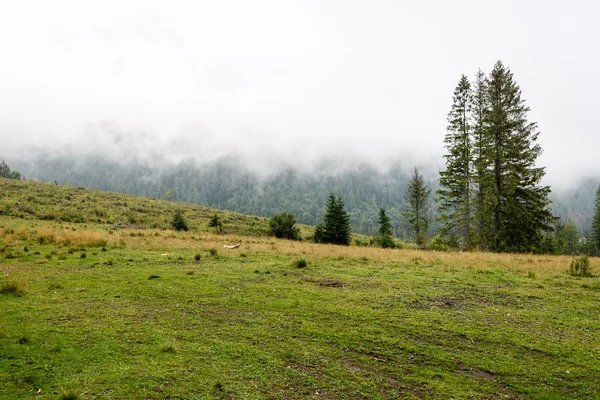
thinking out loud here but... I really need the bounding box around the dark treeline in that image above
[11,155,439,238]
[8,155,598,250]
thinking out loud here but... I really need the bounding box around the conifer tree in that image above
[592,186,600,256]
[482,61,553,252]
[377,208,395,248]
[471,69,490,249]
[438,75,473,249]
[378,208,393,237]
[171,209,189,231]
[403,168,431,245]
[208,214,223,233]
[316,193,352,245]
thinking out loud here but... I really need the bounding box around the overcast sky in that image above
[0,0,598,186]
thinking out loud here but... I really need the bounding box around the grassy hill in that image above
[0,178,270,236]
[1,178,600,399]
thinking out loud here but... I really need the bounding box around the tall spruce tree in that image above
[316,193,352,245]
[403,168,431,245]
[471,69,490,249]
[592,186,600,256]
[482,61,553,252]
[438,75,473,249]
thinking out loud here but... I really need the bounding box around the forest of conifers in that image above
[6,154,598,253]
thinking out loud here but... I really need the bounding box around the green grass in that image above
[1,178,600,398]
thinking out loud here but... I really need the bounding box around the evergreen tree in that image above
[592,186,600,256]
[377,208,395,248]
[171,209,189,231]
[481,61,553,252]
[438,75,473,249]
[378,208,393,237]
[316,193,352,245]
[471,69,489,249]
[403,168,431,245]
[208,214,223,233]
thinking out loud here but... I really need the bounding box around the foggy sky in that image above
[1,0,599,187]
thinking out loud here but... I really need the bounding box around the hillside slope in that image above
[0,178,269,237]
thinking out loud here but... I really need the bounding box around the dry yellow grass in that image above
[33,227,109,248]
[115,228,600,275]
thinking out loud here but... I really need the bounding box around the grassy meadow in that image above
[1,178,599,399]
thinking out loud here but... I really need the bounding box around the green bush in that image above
[426,234,449,252]
[373,234,397,249]
[570,255,592,277]
[269,211,300,240]
[293,258,308,268]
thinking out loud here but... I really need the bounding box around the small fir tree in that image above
[316,193,352,245]
[171,209,189,231]
[377,208,395,248]
[208,214,223,233]
[403,168,431,246]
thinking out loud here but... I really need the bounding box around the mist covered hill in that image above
[9,155,598,237]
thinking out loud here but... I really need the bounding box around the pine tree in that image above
[208,214,223,233]
[471,69,490,249]
[592,186,600,256]
[378,208,393,237]
[316,193,352,245]
[438,75,473,249]
[482,61,553,252]
[171,209,189,231]
[403,168,431,245]
[377,208,395,248]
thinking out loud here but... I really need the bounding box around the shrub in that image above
[373,235,397,249]
[570,256,592,277]
[426,234,449,252]
[194,253,201,261]
[209,248,218,257]
[268,211,300,240]
[171,209,189,231]
[58,391,81,400]
[293,258,308,268]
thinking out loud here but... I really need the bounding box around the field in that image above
[1,178,599,399]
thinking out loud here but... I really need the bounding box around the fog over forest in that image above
[1,1,599,235]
